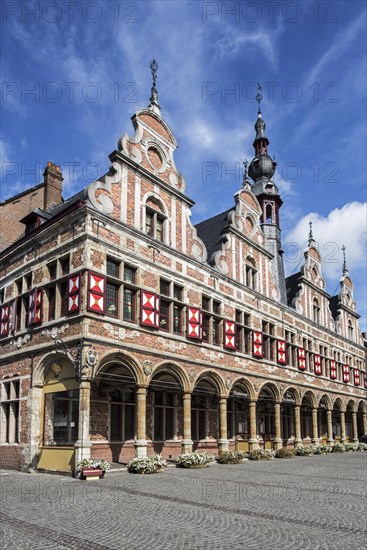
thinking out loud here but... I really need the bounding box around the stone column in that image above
[75,380,92,470]
[249,401,258,450]
[352,412,359,443]
[218,397,229,453]
[294,405,302,446]
[340,411,346,444]
[327,410,334,446]
[135,386,147,458]
[181,392,193,454]
[312,408,319,445]
[274,402,283,450]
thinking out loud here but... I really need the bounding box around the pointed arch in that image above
[301,390,317,408]
[229,377,256,401]
[346,399,357,413]
[94,349,145,386]
[257,381,281,402]
[333,397,345,412]
[281,386,301,405]
[149,361,190,393]
[193,370,227,396]
[358,400,367,414]
[318,393,332,410]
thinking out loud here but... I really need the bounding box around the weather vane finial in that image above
[256,82,262,114]
[308,220,315,246]
[148,59,161,113]
[341,244,348,275]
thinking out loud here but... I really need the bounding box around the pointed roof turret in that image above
[341,244,348,276]
[248,83,277,187]
[148,59,161,115]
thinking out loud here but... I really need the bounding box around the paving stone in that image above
[0,452,366,549]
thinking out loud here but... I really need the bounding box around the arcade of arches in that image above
[39,356,367,468]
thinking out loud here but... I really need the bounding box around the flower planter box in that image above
[178,464,209,469]
[81,467,105,480]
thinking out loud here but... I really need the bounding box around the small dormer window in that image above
[313,298,320,324]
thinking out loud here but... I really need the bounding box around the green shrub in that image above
[332,443,346,453]
[217,450,247,464]
[128,454,166,474]
[176,451,215,468]
[248,449,276,461]
[275,447,296,459]
[295,445,314,456]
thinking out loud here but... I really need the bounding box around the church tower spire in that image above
[248,85,287,304]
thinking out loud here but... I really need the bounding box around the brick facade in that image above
[0,91,366,474]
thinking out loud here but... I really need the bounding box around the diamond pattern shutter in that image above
[314,354,322,375]
[0,303,10,336]
[354,369,360,386]
[342,365,350,383]
[140,290,159,328]
[298,348,306,370]
[87,272,106,314]
[253,331,263,357]
[277,340,286,364]
[10,299,17,332]
[33,288,43,325]
[224,320,236,350]
[27,289,36,326]
[330,360,337,380]
[187,307,202,340]
[68,272,81,313]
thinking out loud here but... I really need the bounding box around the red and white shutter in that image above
[224,320,236,350]
[33,288,43,325]
[354,369,360,386]
[343,364,350,383]
[187,307,202,339]
[330,360,337,380]
[253,331,263,357]
[0,304,10,336]
[364,372,367,389]
[68,272,81,313]
[10,299,17,332]
[87,272,106,314]
[298,348,306,370]
[140,290,159,328]
[27,289,36,326]
[314,354,322,375]
[277,340,286,364]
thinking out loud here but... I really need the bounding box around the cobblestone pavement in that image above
[0,452,366,549]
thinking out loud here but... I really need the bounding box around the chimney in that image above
[43,161,63,209]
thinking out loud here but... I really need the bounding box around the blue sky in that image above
[1,0,366,331]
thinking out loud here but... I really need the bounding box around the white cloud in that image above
[284,202,367,281]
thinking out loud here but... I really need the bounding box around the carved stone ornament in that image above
[143,360,152,375]
[225,378,232,389]
[157,337,186,352]
[10,333,31,349]
[41,324,69,339]
[189,369,196,383]
[86,348,98,368]
[200,348,223,363]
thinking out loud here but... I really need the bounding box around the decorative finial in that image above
[256,82,262,114]
[308,220,315,246]
[148,59,161,114]
[341,244,348,275]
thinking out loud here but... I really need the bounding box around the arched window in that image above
[348,320,354,341]
[144,197,167,243]
[245,257,257,290]
[313,298,320,324]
